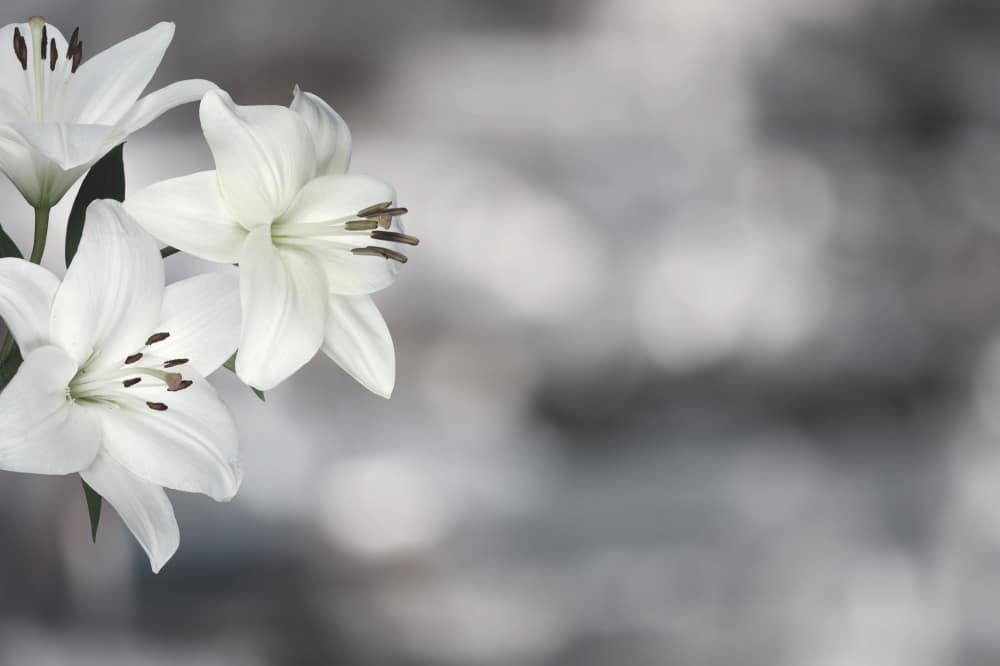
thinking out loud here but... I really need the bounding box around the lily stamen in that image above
[125,352,143,364]
[72,366,185,396]
[351,246,408,263]
[343,220,379,231]
[13,28,26,70]
[357,201,392,217]
[145,331,170,345]
[146,402,168,411]
[164,358,188,368]
[370,230,420,246]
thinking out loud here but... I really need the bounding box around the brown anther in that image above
[145,332,170,345]
[40,25,46,58]
[13,28,27,70]
[164,358,189,368]
[125,352,143,365]
[146,401,168,411]
[70,42,81,73]
[68,27,79,52]
[48,38,56,71]
[351,246,408,263]
[344,220,379,231]
[357,202,391,217]
[370,230,420,246]
[360,205,408,229]
[122,377,141,388]
[168,380,193,392]
[379,207,409,217]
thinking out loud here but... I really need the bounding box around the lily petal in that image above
[151,270,241,376]
[116,79,218,136]
[0,126,92,206]
[200,89,316,228]
[50,201,163,371]
[280,174,404,294]
[67,22,175,126]
[95,367,241,501]
[236,226,327,390]
[0,345,100,474]
[290,86,351,176]
[0,258,59,354]
[125,171,247,263]
[322,294,395,398]
[10,122,122,170]
[80,451,179,573]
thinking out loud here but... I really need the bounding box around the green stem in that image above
[29,206,50,264]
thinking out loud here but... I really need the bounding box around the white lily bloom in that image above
[0,17,215,207]
[0,200,242,572]
[126,88,417,394]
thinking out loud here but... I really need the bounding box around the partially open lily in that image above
[0,18,215,207]
[126,88,417,394]
[0,200,242,572]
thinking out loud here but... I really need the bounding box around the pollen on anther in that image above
[146,401,168,411]
[145,332,170,345]
[370,230,420,246]
[122,377,141,388]
[358,202,391,217]
[168,380,193,392]
[40,25,46,58]
[164,358,188,368]
[13,29,27,71]
[352,245,408,263]
[125,352,143,364]
[48,38,56,71]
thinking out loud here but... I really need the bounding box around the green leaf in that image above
[0,225,22,259]
[0,342,21,391]
[223,352,266,402]
[66,143,125,267]
[82,479,102,542]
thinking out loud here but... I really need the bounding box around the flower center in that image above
[271,201,418,263]
[67,330,193,412]
[12,18,83,122]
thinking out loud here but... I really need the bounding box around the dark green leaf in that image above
[0,225,22,259]
[82,479,102,542]
[66,143,125,267]
[0,342,21,391]
[223,352,266,402]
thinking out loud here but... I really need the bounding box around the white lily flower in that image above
[126,88,418,394]
[0,17,216,207]
[0,200,242,572]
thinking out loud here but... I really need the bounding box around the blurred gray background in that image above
[3,0,1000,664]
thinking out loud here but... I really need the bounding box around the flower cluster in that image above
[0,18,417,572]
